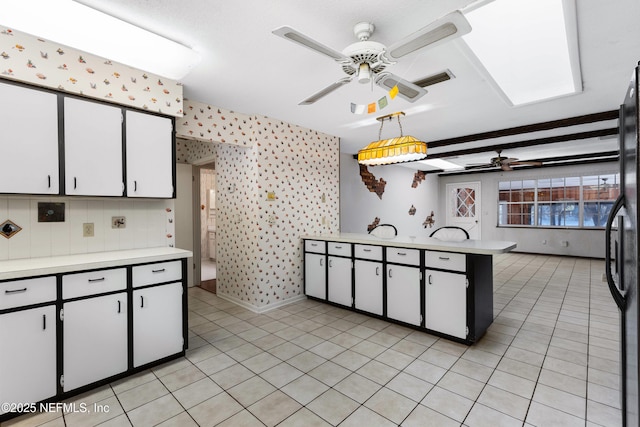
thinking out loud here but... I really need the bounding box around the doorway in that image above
[445,182,481,239]
[198,163,217,293]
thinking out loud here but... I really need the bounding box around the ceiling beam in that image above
[427,110,619,148]
[426,128,618,159]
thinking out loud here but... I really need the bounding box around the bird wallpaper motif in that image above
[0,25,183,117]
[175,104,340,309]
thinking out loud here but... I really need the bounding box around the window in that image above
[498,174,619,228]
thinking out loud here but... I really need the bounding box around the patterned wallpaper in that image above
[179,99,254,146]
[0,25,183,117]
[183,109,340,309]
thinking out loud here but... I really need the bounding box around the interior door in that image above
[446,182,481,239]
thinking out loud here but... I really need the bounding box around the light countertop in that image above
[302,233,516,255]
[0,247,193,281]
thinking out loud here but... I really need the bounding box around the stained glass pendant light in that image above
[357,112,427,165]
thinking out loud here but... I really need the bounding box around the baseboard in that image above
[216,292,307,313]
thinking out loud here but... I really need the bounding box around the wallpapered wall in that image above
[176,104,340,310]
[0,25,183,117]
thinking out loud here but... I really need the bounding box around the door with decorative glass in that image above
[446,182,481,239]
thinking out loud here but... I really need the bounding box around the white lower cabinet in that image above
[63,293,128,392]
[0,305,57,413]
[354,260,383,315]
[305,253,326,299]
[386,265,421,326]
[425,269,467,339]
[328,256,352,307]
[133,283,183,368]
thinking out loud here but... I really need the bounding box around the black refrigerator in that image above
[606,62,639,427]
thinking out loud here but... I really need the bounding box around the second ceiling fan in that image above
[272,11,471,105]
[465,150,544,171]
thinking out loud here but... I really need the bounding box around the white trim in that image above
[215,292,308,314]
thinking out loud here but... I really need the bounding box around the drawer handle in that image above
[88,277,105,283]
[363,249,372,252]
[140,295,144,308]
[429,274,433,285]
[74,177,77,190]
[396,252,407,256]
[117,300,121,314]
[438,256,450,261]
[47,175,51,188]
[375,266,380,276]
[329,259,332,268]
[43,314,47,330]
[389,269,393,278]
[5,288,27,294]
[334,245,342,249]
[152,268,166,273]
[310,243,318,247]
[320,258,323,267]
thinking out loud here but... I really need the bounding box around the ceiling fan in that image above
[272,11,471,105]
[465,150,544,171]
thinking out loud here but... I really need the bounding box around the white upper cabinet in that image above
[0,82,59,194]
[64,97,123,196]
[126,110,174,198]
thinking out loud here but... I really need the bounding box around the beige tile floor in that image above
[2,252,623,426]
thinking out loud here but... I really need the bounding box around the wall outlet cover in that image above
[83,223,94,237]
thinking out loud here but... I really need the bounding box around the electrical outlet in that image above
[112,216,126,229]
[83,223,94,237]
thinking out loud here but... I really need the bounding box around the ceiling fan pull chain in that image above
[397,114,403,137]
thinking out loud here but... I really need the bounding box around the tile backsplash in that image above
[0,196,174,260]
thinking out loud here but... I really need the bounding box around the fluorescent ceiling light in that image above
[416,158,463,171]
[462,0,582,106]
[1,0,200,80]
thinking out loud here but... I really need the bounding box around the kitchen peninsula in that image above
[302,233,516,344]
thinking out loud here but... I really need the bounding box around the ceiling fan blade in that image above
[375,73,427,102]
[510,160,543,167]
[272,26,353,63]
[465,164,494,170]
[299,77,353,105]
[501,164,513,171]
[386,10,471,60]
[500,157,519,165]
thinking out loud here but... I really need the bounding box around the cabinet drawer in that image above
[354,244,382,261]
[386,247,420,266]
[0,276,57,310]
[328,242,351,257]
[63,268,127,299]
[425,251,466,273]
[133,260,182,288]
[305,240,326,254]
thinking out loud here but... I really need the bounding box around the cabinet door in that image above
[386,265,421,326]
[63,293,128,391]
[304,253,326,299]
[64,97,123,196]
[133,282,183,368]
[354,260,383,316]
[328,256,352,307]
[0,82,59,194]
[0,305,56,412]
[126,110,174,198]
[425,270,467,339]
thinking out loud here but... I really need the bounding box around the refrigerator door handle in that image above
[605,193,627,310]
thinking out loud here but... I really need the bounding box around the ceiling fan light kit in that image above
[357,112,427,165]
[272,10,471,105]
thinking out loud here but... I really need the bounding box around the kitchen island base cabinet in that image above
[354,260,383,316]
[133,283,184,368]
[425,270,467,339]
[328,256,352,307]
[63,293,128,392]
[305,253,326,300]
[386,265,422,327]
[0,305,57,413]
